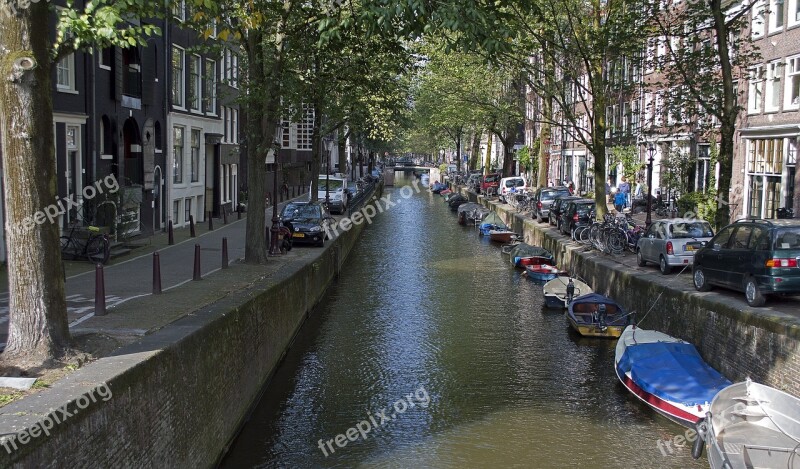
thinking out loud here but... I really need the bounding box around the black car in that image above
[280,201,335,247]
[560,199,596,236]
[549,195,582,231]
[692,218,800,306]
[533,186,572,223]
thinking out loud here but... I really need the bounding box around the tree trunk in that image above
[502,134,515,176]
[0,3,70,362]
[716,123,735,228]
[484,132,492,176]
[470,131,481,170]
[455,130,462,173]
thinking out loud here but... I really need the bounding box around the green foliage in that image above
[610,145,639,181]
[661,147,695,194]
[677,190,718,225]
[517,145,531,171]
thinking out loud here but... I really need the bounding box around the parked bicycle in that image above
[60,220,111,264]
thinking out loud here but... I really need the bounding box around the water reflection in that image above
[220,174,705,468]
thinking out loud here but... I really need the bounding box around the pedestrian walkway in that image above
[0,195,312,346]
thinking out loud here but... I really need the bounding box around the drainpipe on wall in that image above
[164,7,171,231]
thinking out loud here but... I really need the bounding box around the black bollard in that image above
[222,237,229,269]
[223,209,228,225]
[153,252,162,294]
[94,264,106,316]
[208,211,214,231]
[189,215,196,237]
[237,209,241,220]
[193,244,202,280]
[168,220,174,245]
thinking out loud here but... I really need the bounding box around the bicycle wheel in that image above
[60,236,75,260]
[607,229,627,254]
[86,236,110,264]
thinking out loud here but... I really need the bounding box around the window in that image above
[191,129,200,183]
[731,226,754,249]
[748,138,784,174]
[173,126,184,184]
[222,106,228,142]
[185,198,192,223]
[172,46,185,108]
[203,59,216,114]
[765,61,782,112]
[770,0,785,30]
[751,0,766,38]
[99,47,112,70]
[789,0,800,26]
[56,53,75,91]
[297,105,314,150]
[172,0,184,21]
[231,53,238,88]
[786,56,800,109]
[189,55,201,111]
[173,200,180,224]
[748,65,764,114]
[231,108,238,144]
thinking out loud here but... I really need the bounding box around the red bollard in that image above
[153,252,162,294]
[168,220,174,245]
[222,237,229,269]
[94,264,106,316]
[193,244,202,281]
[189,215,196,237]
[208,211,214,231]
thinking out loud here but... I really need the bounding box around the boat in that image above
[523,263,567,281]
[542,277,592,309]
[478,212,508,236]
[457,202,482,225]
[695,379,800,468]
[516,255,555,268]
[615,325,732,429]
[440,189,452,196]
[566,293,629,338]
[505,243,553,265]
[489,230,517,243]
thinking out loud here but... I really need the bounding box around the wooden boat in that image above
[516,255,555,268]
[542,277,592,309]
[506,243,553,265]
[695,379,800,468]
[479,212,508,236]
[615,325,731,429]
[566,293,629,338]
[489,230,517,243]
[523,263,566,281]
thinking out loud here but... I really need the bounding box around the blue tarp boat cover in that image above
[617,342,732,407]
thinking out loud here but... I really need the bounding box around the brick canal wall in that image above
[0,183,383,468]
[468,190,800,396]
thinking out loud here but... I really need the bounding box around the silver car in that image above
[636,218,714,274]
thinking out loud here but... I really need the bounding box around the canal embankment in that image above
[0,183,383,468]
[463,188,800,397]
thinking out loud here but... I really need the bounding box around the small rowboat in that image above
[523,264,566,281]
[696,379,800,468]
[615,325,731,429]
[479,212,508,236]
[489,230,517,243]
[566,293,629,338]
[515,255,555,268]
[542,277,592,309]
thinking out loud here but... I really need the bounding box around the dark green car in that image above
[692,218,800,306]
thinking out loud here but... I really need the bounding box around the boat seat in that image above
[572,303,618,315]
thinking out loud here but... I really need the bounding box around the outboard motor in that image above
[598,303,608,331]
[566,278,575,304]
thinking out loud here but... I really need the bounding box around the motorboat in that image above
[523,263,566,282]
[542,277,592,309]
[479,212,508,236]
[615,325,731,428]
[695,378,800,468]
[489,230,517,243]
[566,293,629,338]
[504,243,553,265]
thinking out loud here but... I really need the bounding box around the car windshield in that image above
[505,179,523,188]
[775,229,800,250]
[670,221,713,239]
[283,204,320,220]
[319,179,344,191]
[576,203,594,215]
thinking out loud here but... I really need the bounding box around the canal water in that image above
[221,174,705,468]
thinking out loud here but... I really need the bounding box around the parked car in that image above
[692,218,800,306]
[481,173,502,195]
[280,201,335,247]
[533,186,572,223]
[498,177,526,200]
[311,176,348,214]
[466,173,483,193]
[549,195,582,231]
[636,218,714,274]
[560,199,596,236]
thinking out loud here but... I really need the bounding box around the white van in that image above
[499,177,526,198]
[312,176,348,213]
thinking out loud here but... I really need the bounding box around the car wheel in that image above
[693,266,712,292]
[636,249,647,267]
[659,256,672,275]
[744,277,766,307]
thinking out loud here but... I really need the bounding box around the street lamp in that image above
[268,136,282,256]
[323,136,333,210]
[645,143,656,227]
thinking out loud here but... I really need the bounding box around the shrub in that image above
[677,191,718,224]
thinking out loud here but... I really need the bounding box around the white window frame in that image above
[769,0,785,31]
[189,54,202,111]
[765,60,782,112]
[204,58,216,115]
[172,0,185,21]
[56,53,76,92]
[785,55,800,110]
[751,0,766,38]
[232,108,238,144]
[172,45,185,109]
[748,65,765,114]
[789,0,800,26]
[173,125,185,184]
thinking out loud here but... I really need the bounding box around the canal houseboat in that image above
[614,325,731,428]
[566,293,628,338]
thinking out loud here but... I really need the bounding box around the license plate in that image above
[685,245,695,251]
[292,232,305,238]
